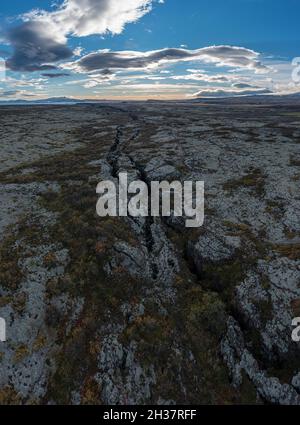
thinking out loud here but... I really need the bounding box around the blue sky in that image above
[0,0,299,99]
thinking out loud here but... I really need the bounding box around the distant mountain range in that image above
[186,92,300,106]
[0,97,112,105]
[1,93,300,105]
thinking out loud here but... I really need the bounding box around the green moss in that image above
[290,156,300,166]
[0,295,12,308]
[81,378,101,405]
[188,291,227,337]
[0,386,21,404]
[238,372,261,404]
[223,168,265,196]
[33,333,47,352]
[121,314,173,365]
[223,220,250,233]
[223,220,269,258]
[265,199,285,219]
[274,243,300,260]
[48,316,100,404]
[261,276,271,291]
[253,298,273,324]
[292,173,300,181]
[13,292,27,314]
[201,260,245,304]
[13,344,30,363]
[0,233,23,291]
[282,112,300,118]
[284,229,300,240]
[43,252,58,268]
[291,299,300,317]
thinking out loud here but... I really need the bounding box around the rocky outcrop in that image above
[221,317,300,405]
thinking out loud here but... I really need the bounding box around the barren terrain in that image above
[0,102,299,404]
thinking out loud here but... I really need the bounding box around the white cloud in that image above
[192,85,272,98]
[101,83,198,93]
[73,46,84,57]
[22,0,154,39]
[171,73,243,83]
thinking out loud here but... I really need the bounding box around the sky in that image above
[0,0,299,100]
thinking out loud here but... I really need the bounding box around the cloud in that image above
[0,88,40,98]
[95,83,198,94]
[22,0,154,37]
[6,0,156,72]
[171,73,242,83]
[232,82,258,89]
[42,73,70,78]
[65,45,271,74]
[6,21,73,71]
[0,88,43,99]
[83,69,116,87]
[3,76,47,90]
[192,85,272,98]
[0,90,19,97]
[73,46,84,57]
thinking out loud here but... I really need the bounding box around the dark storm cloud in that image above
[6,22,73,72]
